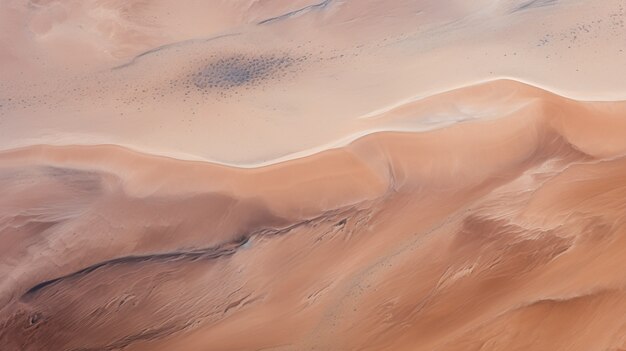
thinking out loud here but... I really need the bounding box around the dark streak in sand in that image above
[111,33,242,70]
[21,208,353,300]
[512,0,558,13]
[258,0,333,25]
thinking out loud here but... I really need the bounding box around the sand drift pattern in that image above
[3,0,626,350]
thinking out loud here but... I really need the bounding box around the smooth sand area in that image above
[2,1,626,350]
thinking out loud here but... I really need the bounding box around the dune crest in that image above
[3,0,626,349]
[2,79,626,349]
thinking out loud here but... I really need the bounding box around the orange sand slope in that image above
[2,80,626,350]
[3,0,626,350]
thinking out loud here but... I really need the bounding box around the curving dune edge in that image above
[3,79,626,350]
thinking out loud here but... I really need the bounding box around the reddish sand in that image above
[2,1,626,350]
[2,80,626,350]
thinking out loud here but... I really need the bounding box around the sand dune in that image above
[2,80,626,350]
[2,0,626,350]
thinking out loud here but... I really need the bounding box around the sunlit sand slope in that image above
[2,80,626,350]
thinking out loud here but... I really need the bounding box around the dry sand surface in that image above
[2,1,626,350]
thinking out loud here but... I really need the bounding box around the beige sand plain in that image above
[2,1,626,350]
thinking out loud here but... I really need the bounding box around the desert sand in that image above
[2,1,626,350]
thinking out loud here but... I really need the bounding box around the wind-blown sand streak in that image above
[2,80,626,350]
[2,0,626,350]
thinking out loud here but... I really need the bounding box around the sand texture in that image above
[2,1,626,350]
